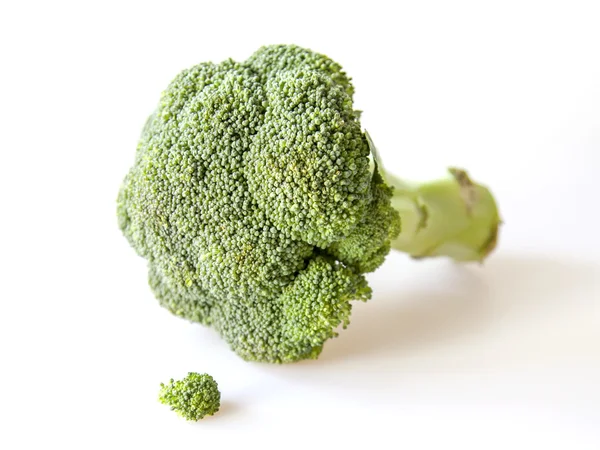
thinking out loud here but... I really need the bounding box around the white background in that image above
[1,1,599,448]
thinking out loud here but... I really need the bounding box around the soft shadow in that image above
[317,253,599,363]
[259,253,599,386]
[321,275,488,363]
[215,400,241,418]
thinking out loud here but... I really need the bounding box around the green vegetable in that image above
[365,133,499,261]
[159,373,220,421]
[388,169,498,261]
[118,44,500,363]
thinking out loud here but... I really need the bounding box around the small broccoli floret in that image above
[118,44,500,364]
[159,373,220,421]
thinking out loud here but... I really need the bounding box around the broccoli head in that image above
[159,373,220,421]
[118,45,499,363]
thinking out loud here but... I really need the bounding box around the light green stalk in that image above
[366,132,500,262]
[387,169,500,261]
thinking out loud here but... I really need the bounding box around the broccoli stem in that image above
[387,168,500,262]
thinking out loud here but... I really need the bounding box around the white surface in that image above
[1,1,599,448]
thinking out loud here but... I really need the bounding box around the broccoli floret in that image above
[159,373,220,421]
[118,45,499,363]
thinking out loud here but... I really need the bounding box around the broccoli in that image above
[118,45,499,363]
[159,373,220,421]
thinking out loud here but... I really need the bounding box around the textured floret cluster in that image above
[118,45,400,363]
[158,373,220,421]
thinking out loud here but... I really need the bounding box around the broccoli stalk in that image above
[388,169,499,261]
[366,133,499,262]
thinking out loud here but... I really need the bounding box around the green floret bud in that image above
[326,166,401,273]
[245,44,355,97]
[159,373,220,421]
[245,68,371,247]
[278,256,372,362]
